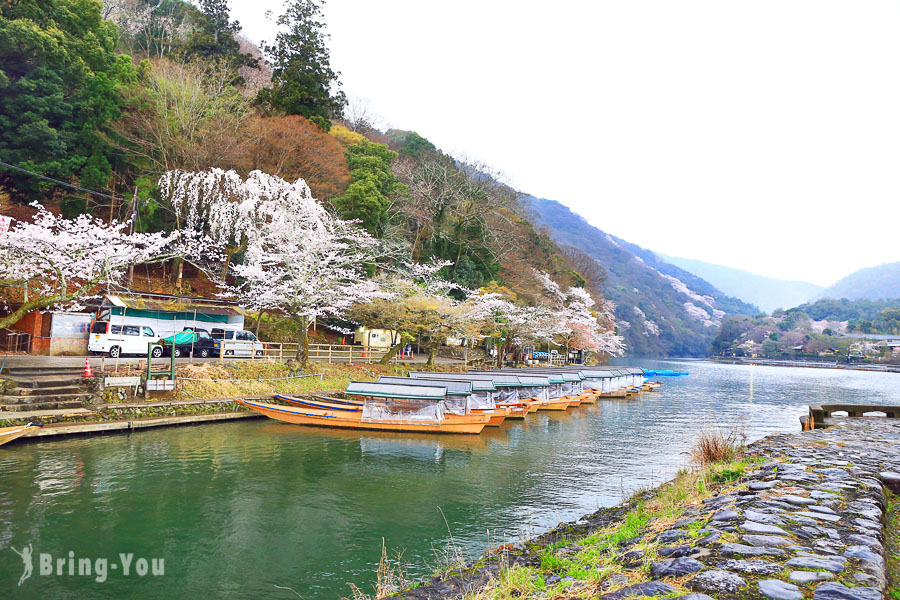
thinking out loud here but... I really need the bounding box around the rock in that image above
[603,573,630,588]
[758,579,803,600]
[844,545,885,567]
[720,543,785,557]
[749,480,779,490]
[785,557,845,573]
[659,545,700,558]
[779,495,818,506]
[847,534,883,552]
[792,511,842,522]
[674,517,700,527]
[807,505,838,515]
[674,595,716,600]
[743,535,793,547]
[717,559,783,575]
[853,517,881,531]
[651,557,704,578]
[789,571,833,583]
[813,582,882,600]
[810,490,839,500]
[879,470,900,493]
[744,510,786,525]
[713,509,740,522]
[742,521,789,535]
[620,549,644,566]
[696,529,721,546]
[545,573,561,586]
[656,529,689,544]
[601,581,679,600]
[688,570,746,594]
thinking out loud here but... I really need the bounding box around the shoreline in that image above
[388,417,899,600]
[708,356,900,374]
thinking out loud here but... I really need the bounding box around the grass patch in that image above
[690,426,746,465]
[887,491,899,600]
[166,361,463,400]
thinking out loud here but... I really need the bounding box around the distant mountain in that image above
[657,255,823,313]
[819,262,900,301]
[525,197,758,357]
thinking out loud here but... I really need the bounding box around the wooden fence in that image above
[218,341,401,364]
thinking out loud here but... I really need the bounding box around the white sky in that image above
[232,0,900,287]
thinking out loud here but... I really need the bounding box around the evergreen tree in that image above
[0,0,136,202]
[179,0,257,80]
[257,0,346,120]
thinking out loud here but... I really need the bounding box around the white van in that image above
[88,321,163,358]
[211,328,265,357]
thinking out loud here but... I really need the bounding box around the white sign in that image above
[0,215,11,235]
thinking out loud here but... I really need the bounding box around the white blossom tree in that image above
[0,205,205,330]
[166,169,391,362]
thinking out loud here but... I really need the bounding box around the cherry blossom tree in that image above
[0,205,206,330]
[172,169,391,362]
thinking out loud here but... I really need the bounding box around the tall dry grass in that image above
[690,426,746,465]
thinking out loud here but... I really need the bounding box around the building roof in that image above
[104,292,244,317]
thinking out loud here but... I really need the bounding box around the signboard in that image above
[0,215,11,235]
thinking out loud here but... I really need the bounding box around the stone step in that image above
[0,399,88,412]
[0,407,95,421]
[2,374,88,389]
[0,392,94,407]
[8,385,84,396]
[4,367,87,377]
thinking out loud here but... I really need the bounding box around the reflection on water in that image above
[1,360,898,599]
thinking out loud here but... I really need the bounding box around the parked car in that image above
[160,328,219,358]
[210,328,265,357]
[88,321,163,358]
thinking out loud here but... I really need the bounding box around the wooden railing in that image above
[219,341,401,364]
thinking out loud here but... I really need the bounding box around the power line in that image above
[0,160,126,203]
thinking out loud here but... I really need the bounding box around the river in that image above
[1,360,898,598]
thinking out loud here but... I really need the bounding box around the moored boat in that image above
[0,423,42,447]
[237,398,489,434]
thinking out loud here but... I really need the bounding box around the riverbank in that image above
[710,356,900,374]
[379,417,899,600]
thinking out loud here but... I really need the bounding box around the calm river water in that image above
[1,360,898,598]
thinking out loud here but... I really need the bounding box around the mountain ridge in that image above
[656,254,823,313]
[818,262,900,301]
[524,196,757,357]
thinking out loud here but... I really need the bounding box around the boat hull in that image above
[239,399,488,434]
[538,399,570,411]
[0,424,36,448]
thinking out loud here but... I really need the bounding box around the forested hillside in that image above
[818,262,900,302]
[711,298,900,359]
[0,0,623,362]
[526,197,757,356]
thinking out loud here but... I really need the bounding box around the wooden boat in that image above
[471,406,509,426]
[237,398,489,434]
[537,398,570,411]
[277,394,362,412]
[577,394,597,404]
[496,403,529,419]
[0,423,41,447]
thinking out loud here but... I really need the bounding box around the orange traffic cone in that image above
[83,357,93,378]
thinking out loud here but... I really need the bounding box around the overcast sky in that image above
[232,0,900,287]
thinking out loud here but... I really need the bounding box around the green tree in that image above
[334,140,405,234]
[257,0,346,119]
[178,0,257,79]
[0,0,136,202]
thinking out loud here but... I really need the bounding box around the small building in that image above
[96,292,245,339]
[5,292,245,356]
[353,327,399,349]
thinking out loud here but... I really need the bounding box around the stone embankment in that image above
[399,417,899,600]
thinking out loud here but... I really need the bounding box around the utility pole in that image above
[127,188,138,287]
